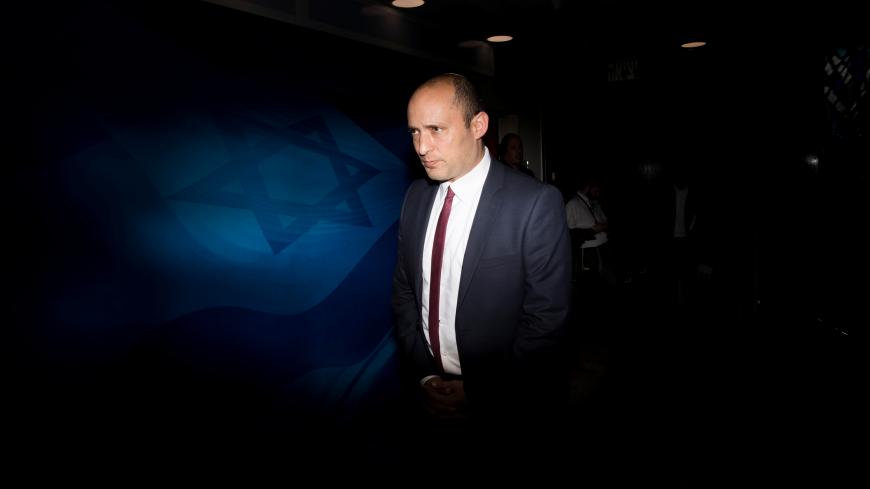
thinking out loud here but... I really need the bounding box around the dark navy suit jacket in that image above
[392,160,572,417]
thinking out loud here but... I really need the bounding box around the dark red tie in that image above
[429,186,455,373]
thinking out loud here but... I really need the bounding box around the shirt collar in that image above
[439,146,491,202]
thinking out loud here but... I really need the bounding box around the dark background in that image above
[10,0,865,478]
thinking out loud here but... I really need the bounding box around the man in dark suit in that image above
[392,73,572,433]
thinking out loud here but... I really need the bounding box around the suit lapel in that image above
[413,183,439,300]
[457,162,504,311]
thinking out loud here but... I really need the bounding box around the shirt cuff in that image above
[420,375,440,386]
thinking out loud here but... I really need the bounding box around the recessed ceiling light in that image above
[681,41,706,48]
[392,0,424,8]
[486,35,513,43]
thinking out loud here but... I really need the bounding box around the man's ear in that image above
[471,111,489,140]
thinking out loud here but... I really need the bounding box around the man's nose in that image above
[416,134,431,156]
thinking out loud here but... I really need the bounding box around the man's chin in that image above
[424,168,447,182]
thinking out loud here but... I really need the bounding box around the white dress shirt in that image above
[565,191,608,248]
[420,148,491,376]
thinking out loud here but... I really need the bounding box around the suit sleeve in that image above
[391,186,436,382]
[515,184,572,367]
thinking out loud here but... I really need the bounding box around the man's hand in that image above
[422,377,467,420]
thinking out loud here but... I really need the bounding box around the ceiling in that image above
[201,0,867,103]
[204,0,865,78]
[203,0,722,75]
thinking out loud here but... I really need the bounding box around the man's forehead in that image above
[412,82,455,103]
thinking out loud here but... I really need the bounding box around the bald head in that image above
[407,73,489,182]
[414,73,484,128]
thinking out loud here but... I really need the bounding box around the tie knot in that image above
[446,186,455,200]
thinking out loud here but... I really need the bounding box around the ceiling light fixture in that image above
[681,41,706,48]
[486,35,513,43]
[391,0,424,8]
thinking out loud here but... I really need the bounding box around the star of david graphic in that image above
[170,113,380,254]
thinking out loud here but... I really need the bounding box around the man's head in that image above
[407,73,489,182]
[498,133,524,169]
[578,174,603,200]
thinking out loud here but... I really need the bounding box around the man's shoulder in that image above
[497,162,541,190]
[405,177,437,197]
[499,166,559,202]
[408,177,432,189]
